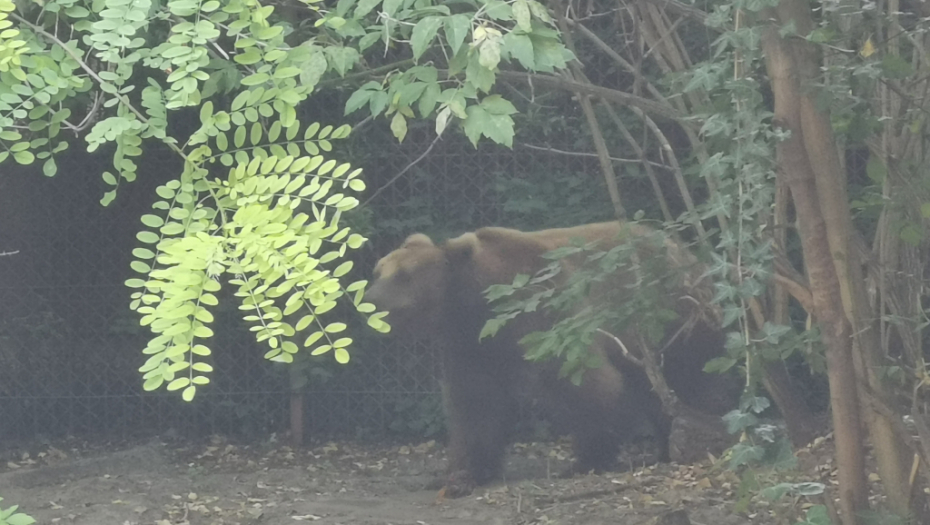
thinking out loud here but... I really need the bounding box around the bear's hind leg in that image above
[553,359,628,476]
[440,367,518,497]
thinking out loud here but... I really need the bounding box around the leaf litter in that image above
[0,430,885,525]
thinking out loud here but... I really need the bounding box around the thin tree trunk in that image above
[762,179,819,447]
[760,19,869,525]
[775,0,919,515]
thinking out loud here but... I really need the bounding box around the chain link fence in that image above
[0,97,621,444]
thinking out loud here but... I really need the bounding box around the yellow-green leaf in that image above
[182,385,197,401]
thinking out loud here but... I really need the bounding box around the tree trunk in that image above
[764,180,821,447]
[773,0,920,516]
[760,19,870,525]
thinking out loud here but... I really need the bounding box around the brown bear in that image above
[365,221,734,497]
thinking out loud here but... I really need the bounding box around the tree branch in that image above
[494,70,685,122]
[518,142,669,167]
[556,9,625,218]
[601,103,675,222]
[317,58,417,90]
[12,13,188,160]
[636,0,711,25]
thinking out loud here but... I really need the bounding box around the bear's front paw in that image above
[439,469,476,499]
[559,458,619,479]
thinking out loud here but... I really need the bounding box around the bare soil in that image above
[0,434,839,525]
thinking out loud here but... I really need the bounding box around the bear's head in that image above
[367,227,545,339]
[366,233,466,338]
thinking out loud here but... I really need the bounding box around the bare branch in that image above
[601,103,675,222]
[556,9,625,218]
[362,130,443,207]
[494,70,686,122]
[519,143,670,168]
[636,0,710,25]
[596,329,643,367]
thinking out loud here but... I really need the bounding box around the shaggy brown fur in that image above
[366,221,734,497]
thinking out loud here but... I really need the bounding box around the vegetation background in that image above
[1,0,930,521]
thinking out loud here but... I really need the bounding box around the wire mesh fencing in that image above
[0,114,607,444]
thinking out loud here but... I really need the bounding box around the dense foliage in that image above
[5,0,930,517]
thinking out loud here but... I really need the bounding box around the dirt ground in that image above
[0,434,837,525]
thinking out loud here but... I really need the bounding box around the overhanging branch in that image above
[493,70,685,122]
[318,61,688,123]
[637,0,711,25]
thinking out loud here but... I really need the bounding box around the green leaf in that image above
[529,34,568,71]
[311,344,332,355]
[418,82,441,117]
[300,47,328,89]
[513,0,531,31]
[866,155,886,183]
[358,31,382,52]
[325,322,347,333]
[235,48,262,65]
[466,54,495,93]
[193,325,214,338]
[703,356,737,374]
[479,33,502,70]
[143,376,165,391]
[231,92,250,111]
[900,223,923,246]
[296,316,315,332]
[6,510,35,525]
[137,231,160,244]
[483,0,512,20]
[133,248,155,259]
[463,104,514,147]
[354,0,381,17]
[191,362,213,372]
[241,72,270,86]
[13,150,35,164]
[481,94,517,115]
[503,32,535,69]
[274,66,302,79]
[382,0,402,16]
[65,5,90,16]
[167,377,191,391]
[881,54,914,79]
[411,16,443,61]
[444,14,471,56]
[182,385,197,401]
[334,348,350,364]
[141,214,164,227]
[345,89,373,115]
[391,113,408,142]
[367,312,391,333]
[526,0,551,22]
[325,46,360,77]
[920,202,930,219]
[398,81,427,106]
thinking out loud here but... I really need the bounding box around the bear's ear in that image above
[443,232,478,265]
[402,233,434,248]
